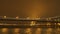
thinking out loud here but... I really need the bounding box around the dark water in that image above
[0,28,60,34]
[0,21,60,34]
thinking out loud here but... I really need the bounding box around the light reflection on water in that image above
[0,21,60,34]
[0,28,60,34]
[35,28,42,34]
[25,28,32,34]
[13,28,20,34]
[2,28,8,34]
[46,28,52,34]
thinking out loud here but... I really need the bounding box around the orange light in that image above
[58,23,60,25]
[30,21,36,26]
[16,16,19,19]
[4,16,6,18]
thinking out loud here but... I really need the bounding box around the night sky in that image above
[0,0,60,18]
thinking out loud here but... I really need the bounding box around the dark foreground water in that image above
[0,21,60,34]
[0,28,60,34]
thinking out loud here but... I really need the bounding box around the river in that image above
[0,27,60,34]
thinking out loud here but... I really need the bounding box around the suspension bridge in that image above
[0,16,60,28]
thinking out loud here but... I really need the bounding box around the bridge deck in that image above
[0,18,60,23]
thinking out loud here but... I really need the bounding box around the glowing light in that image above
[2,28,8,33]
[13,28,20,34]
[16,16,19,19]
[4,16,6,18]
[25,28,31,34]
[35,28,42,34]
[30,21,36,26]
[46,28,52,34]
[14,28,20,33]
[58,23,60,25]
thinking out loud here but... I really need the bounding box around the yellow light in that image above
[16,16,19,19]
[2,28,8,32]
[14,28,20,33]
[25,28,31,34]
[58,23,60,25]
[46,28,52,34]
[4,16,6,18]
[35,28,42,34]
[13,28,20,34]
[30,21,36,26]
